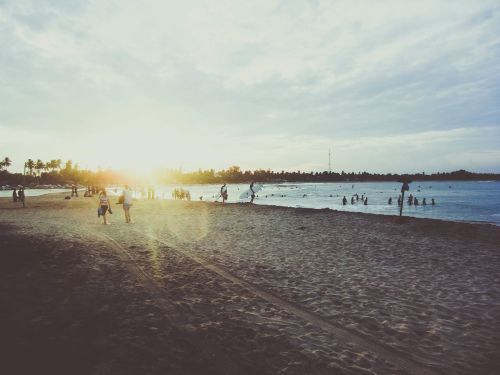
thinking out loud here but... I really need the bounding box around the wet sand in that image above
[1,193,499,375]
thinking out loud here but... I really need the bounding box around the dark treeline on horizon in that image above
[1,158,499,186]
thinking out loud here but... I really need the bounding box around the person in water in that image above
[220,183,228,203]
[364,197,368,205]
[388,197,393,205]
[122,185,133,223]
[342,196,347,205]
[250,182,256,203]
[98,189,112,225]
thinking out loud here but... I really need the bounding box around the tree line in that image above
[0,157,128,186]
[1,158,499,186]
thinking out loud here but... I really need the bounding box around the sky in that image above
[1,0,499,174]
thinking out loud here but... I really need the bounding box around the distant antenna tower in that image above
[328,148,332,173]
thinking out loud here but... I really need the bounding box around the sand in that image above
[1,193,499,375]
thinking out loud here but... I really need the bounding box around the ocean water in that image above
[0,188,69,198]
[152,181,500,225]
[1,182,499,225]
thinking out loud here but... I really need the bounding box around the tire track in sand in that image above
[126,228,442,375]
[86,226,254,375]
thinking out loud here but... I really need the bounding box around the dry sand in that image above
[1,193,499,375]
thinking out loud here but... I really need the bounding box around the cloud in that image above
[0,125,58,145]
[0,0,499,172]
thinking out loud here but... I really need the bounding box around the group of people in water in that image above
[396,194,435,206]
[341,193,436,207]
[172,188,191,201]
[342,193,368,205]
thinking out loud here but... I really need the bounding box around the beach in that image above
[1,194,499,375]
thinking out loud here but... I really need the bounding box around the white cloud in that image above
[0,0,499,172]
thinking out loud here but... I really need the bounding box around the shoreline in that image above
[9,189,500,227]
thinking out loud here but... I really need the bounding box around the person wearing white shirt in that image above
[122,185,134,223]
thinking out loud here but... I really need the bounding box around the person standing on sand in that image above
[98,189,112,225]
[12,188,18,202]
[250,182,256,203]
[18,187,25,207]
[122,185,133,223]
[220,183,228,203]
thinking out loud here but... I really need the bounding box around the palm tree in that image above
[26,159,35,176]
[47,159,58,172]
[0,157,12,171]
[43,161,50,174]
[35,159,45,177]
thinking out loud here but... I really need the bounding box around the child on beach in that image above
[98,189,112,225]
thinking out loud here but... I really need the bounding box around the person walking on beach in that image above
[122,185,133,223]
[98,189,112,225]
[342,196,347,205]
[220,183,228,203]
[12,188,18,202]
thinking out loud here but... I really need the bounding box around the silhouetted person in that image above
[342,196,347,205]
[351,196,355,204]
[250,182,256,203]
[431,198,436,205]
[408,194,413,206]
[414,197,418,206]
[18,187,25,207]
[220,183,228,203]
[364,197,368,205]
[12,188,18,202]
[388,197,392,205]
[422,198,426,206]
